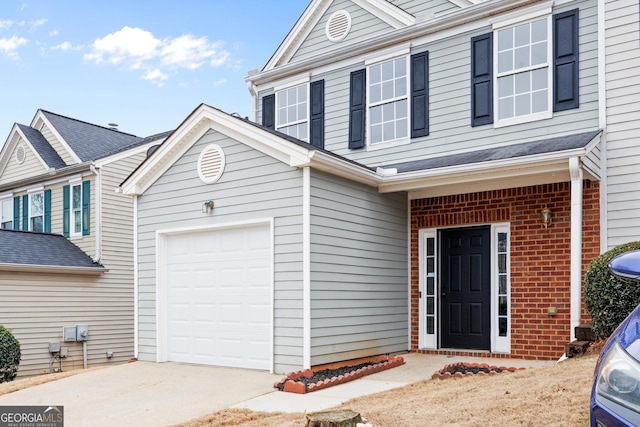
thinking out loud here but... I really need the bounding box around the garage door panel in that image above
[165,225,271,370]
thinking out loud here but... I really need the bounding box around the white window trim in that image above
[365,53,411,150]
[0,195,13,230]
[69,178,83,239]
[492,223,511,354]
[492,13,553,128]
[28,189,44,232]
[418,224,512,354]
[418,228,438,349]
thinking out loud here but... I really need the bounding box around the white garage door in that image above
[164,224,271,370]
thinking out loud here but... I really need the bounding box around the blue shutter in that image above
[411,52,429,138]
[82,180,90,236]
[262,94,275,130]
[471,33,493,127]
[13,196,19,230]
[44,189,51,233]
[62,185,70,237]
[553,8,579,112]
[348,69,366,149]
[310,80,325,149]
[22,194,28,231]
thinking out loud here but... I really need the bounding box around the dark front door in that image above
[440,227,491,350]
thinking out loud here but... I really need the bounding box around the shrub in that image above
[0,325,21,383]
[584,241,640,339]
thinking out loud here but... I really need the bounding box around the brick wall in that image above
[410,181,600,360]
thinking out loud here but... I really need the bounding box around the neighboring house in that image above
[122,0,605,375]
[0,109,169,376]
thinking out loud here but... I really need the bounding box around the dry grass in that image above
[0,367,104,397]
[174,354,598,427]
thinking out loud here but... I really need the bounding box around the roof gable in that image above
[264,0,416,71]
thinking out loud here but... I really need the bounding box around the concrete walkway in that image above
[0,354,553,426]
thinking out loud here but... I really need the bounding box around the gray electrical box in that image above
[76,325,89,341]
[48,342,60,353]
[63,327,77,342]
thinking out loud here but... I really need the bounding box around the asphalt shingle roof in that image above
[40,110,145,162]
[0,229,105,270]
[381,131,602,173]
[16,123,67,169]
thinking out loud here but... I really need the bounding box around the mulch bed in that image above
[275,355,405,394]
[432,362,524,380]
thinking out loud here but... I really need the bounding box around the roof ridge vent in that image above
[326,10,351,42]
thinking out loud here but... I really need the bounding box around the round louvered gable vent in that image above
[15,145,26,164]
[325,10,351,42]
[197,144,225,184]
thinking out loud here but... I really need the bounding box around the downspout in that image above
[569,157,583,342]
[133,195,139,359]
[302,166,311,369]
[246,78,258,122]
[89,163,101,263]
[597,0,608,252]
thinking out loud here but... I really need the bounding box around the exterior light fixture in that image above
[202,200,214,214]
[541,206,552,228]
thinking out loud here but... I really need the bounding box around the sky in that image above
[0,1,309,144]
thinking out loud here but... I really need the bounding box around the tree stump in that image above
[305,409,363,427]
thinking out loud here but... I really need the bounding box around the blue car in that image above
[590,250,640,426]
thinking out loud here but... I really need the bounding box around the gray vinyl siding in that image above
[258,0,600,168]
[291,0,392,64]
[309,170,408,365]
[135,129,305,374]
[604,0,640,247]
[0,272,133,377]
[390,0,458,18]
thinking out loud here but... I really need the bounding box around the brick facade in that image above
[410,181,600,360]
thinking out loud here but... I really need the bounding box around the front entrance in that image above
[440,227,491,350]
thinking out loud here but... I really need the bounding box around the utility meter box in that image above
[76,325,89,341]
[63,327,77,342]
[48,342,60,353]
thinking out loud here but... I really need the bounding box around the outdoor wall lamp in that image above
[541,206,552,228]
[202,200,214,214]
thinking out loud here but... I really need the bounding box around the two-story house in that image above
[0,109,169,376]
[121,0,603,375]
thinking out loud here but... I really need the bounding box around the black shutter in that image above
[310,80,324,148]
[411,52,429,138]
[471,32,493,127]
[262,94,275,130]
[553,8,579,112]
[348,69,366,149]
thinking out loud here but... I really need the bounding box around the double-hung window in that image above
[71,182,83,238]
[29,191,44,232]
[495,17,551,125]
[368,56,409,145]
[276,84,309,141]
[1,198,13,229]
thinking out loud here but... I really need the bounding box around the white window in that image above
[71,183,82,237]
[495,16,551,126]
[276,84,308,141]
[419,229,438,350]
[1,198,13,229]
[493,224,510,353]
[29,192,44,232]
[368,56,409,145]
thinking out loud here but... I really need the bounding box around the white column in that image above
[569,157,583,341]
[303,166,311,369]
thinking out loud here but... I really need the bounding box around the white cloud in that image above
[49,29,59,37]
[85,26,230,85]
[30,19,47,30]
[51,41,82,51]
[0,20,13,30]
[0,36,28,53]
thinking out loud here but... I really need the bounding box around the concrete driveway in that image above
[0,361,281,427]
[0,354,553,426]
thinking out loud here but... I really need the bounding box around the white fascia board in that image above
[121,105,315,196]
[94,140,164,168]
[351,0,416,28]
[308,151,382,187]
[379,148,591,194]
[32,111,82,164]
[0,263,108,275]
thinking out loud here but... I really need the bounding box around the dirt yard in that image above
[174,354,598,427]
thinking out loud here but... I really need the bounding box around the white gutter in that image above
[90,163,102,263]
[569,157,583,341]
[0,264,108,275]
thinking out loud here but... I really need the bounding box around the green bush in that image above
[0,325,20,383]
[584,241,640,339]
